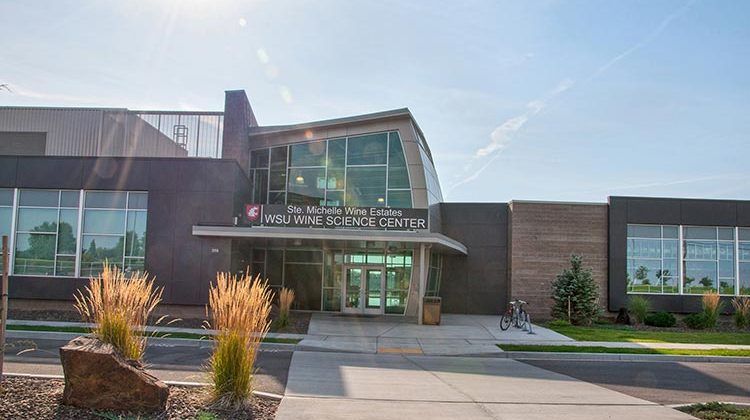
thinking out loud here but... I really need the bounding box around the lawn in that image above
[677,402,750,420]
[545,322,750,345]
[6,324,301,344]
[498,344,750,357]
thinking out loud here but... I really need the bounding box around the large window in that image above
[386,251,412,314]
[14,190,79,276]
[0,189,15,273]
[627,224,748,296]
[80,191,147,277]
[249,131,412,208]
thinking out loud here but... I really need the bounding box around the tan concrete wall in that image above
[508,201,609,320]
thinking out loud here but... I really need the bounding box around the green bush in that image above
[684,313,706,329]
[731,297,750,329]
[627,295,651,325]
[550,255,602,326]
[644,312,676,328]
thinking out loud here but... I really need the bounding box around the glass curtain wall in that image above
[249,246,413,314]
[0,189,13,273]
[626,224,748,296]
[426,253,443,296]
[249,131,412,208]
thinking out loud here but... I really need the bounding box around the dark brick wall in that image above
[2,156,250,305]
[439,203,508,315]
[221,90,258,171]
[609,196,750,313]
[509,201,609,320]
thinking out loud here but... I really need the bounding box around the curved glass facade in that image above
[249,131,412,208]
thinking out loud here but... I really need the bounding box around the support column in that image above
[418,243,428,325]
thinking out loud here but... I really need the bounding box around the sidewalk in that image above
[275,351,693,420]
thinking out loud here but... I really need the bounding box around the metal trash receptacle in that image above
[423,296,442,325]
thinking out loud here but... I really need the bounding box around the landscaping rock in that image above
[59,336,169,411]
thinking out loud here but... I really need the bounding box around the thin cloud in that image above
[446,0,696,198]
[9,83,104,104]
[446,79,574,194]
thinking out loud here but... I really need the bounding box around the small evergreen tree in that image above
[551,255,601,325]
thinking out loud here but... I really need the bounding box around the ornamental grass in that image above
[731,297,750,329]
[701,291,723,329]
[73,262,163,361]
[278,287,295,328]
[206,272,273,408]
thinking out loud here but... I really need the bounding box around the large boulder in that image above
[59,336,169,411]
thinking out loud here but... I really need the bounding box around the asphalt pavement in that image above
[2,336,293,395]
[522,359,750,405]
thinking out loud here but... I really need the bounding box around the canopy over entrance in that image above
[192,225,468,255]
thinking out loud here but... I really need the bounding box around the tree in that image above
[699,277,713,288]
[635,265,649,286]
[550,255,601,325]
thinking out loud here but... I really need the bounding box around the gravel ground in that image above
[0,377,279,420]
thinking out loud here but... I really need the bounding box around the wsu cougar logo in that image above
[245,204,261,222]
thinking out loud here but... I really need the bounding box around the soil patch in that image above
[0,377,279,420]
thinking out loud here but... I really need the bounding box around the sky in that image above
[1,0,749,203]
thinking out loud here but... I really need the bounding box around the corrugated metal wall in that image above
[0,107,223,158]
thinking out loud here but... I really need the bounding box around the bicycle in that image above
[499,299,528,331]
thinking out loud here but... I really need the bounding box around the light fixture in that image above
[295,175,305,184]
[377,197,385,203]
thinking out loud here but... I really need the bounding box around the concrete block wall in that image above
[508,201,609,320]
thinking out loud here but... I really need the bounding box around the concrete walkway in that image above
[298,313,571,355]
[275,351,693,420]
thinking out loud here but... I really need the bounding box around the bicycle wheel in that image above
[499,312,512,330]
[517,309,528,329]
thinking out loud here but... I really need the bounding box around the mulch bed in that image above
[0,377,279,420]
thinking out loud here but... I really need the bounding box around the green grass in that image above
[545,322,750,345]
[498,344,750,357]
[6,324,301,344]
[677,402,750,420]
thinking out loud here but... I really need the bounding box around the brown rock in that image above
[59,336,169,411]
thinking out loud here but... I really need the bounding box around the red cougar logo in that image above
[245,204,261,222]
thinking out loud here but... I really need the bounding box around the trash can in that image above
[423,296,442,325]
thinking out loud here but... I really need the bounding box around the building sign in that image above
[244,204,428,231]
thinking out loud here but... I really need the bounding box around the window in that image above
[626,224,678,294]
[385,251,412,314]
[248,131,413,209]
[426,252,443,297]
[627,224,748,296]
[80,191,147,278]
[0,189,14,273]
[14,190,79,276]
[739,228,750,296]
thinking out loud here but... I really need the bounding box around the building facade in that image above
[2,90,749,321]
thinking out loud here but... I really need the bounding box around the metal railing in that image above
[134,111,224,158]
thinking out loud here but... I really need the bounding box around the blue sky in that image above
[1,0,748,203]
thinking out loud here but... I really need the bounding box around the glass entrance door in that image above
[343,266,383,314]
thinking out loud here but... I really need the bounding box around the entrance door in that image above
[343,266,384,314]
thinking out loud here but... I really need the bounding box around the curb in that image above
[6,330,298,351]
[2,372,285,401]
[499,351,750,364]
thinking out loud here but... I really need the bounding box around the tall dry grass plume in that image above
[278,287,295,328]
[701,291,723,329]
[74,262,163,361]
[731,297,750,329]
[207,272,273,407]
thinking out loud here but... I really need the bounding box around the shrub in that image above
[74,262,163,361]
[277,287,295,328]
[702,292,723,329]
[550,255,601,325]
[627,295,651,325]
[684,313,706,329]
[207,272,273,408]
[644,311,676,328]
[731,297,750,329]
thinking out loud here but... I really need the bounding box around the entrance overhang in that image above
[192,225,468,255]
